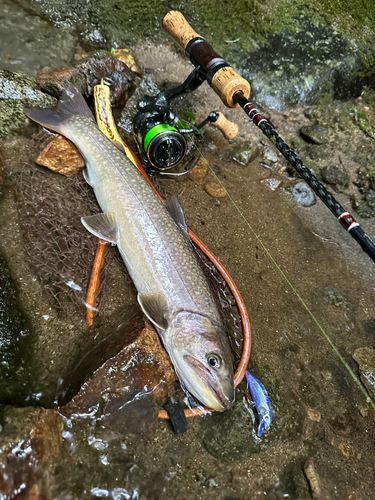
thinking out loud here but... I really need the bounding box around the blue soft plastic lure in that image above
[245,371,272,437]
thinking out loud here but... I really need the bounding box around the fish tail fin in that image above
[24,83,95,136]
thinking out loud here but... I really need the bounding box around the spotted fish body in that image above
[24,85,235,411]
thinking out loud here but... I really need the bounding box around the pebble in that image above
[189,157,208,185]
[352,347,375,400]
[232,141,260,165]
[263,144,278,163]
[323,286,349,309]
[303,459,322,498]
[307,408,321,422]
[320,166,349,190]
[204,182,227,198]
[289,181,316,207]
[261,178,281,191]
[300,124,329,144]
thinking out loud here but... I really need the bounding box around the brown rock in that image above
[79,54,136,106]
[36,66,85,97]
[204,182,227,198]
[304,459,322,498]
[60,318,177,435]
[307,408,321,422]
[189,157,208,185]
[35,135,85,176]
[0,407,63,498]
[112,49,142,75]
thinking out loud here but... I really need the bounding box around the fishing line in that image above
[190,139,375,409]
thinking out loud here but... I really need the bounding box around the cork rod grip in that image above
[162,11,251,108]
[213,112,238,140]
[162,11,202,50]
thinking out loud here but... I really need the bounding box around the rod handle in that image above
[162,10,201,50]
[213,112,238,140]
[162,11,250,108]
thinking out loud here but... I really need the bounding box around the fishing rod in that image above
[162,11,375,264]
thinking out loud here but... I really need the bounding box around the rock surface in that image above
[60,317,177,435]
[320,166,350,191]
[289,181,316,207]
[0,70,56,139]
[35,135,85,176]
[0,406,63,498]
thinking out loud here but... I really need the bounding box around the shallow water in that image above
[1,2,375,499]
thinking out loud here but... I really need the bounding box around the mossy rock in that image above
[0,70,56,139]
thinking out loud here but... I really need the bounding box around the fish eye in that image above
[207,353,222,369]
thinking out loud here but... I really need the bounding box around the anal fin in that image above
[81,212,118,244]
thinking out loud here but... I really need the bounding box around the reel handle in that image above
[162,11,250,108]
[213,112,238,140]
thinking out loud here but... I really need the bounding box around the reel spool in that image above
[132,101,189,171]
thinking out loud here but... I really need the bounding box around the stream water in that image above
[1,1,375,499]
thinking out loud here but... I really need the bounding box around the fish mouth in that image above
[183,355,234,411]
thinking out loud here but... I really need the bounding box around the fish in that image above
[24,84,235,411]
[245,371,272,437]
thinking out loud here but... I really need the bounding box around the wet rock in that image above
[60,318,177,435]
[77,52,136,106]
[0,250,32,404]
[263,144,278,164]
[0,70,56,139]
[300,124,329,144]
[36,66,86,97]
[242,16,369,110]
[112,49,142,75]
[323,286,349,309]
[37,53,136,106]
[320,166,349,191]
[35,135,85,176]
[202,397,260,462]
[231,141,260,166]
[0,1,76,77]
[288,181,316,207]
[204,182,227,198]
[189,157,208,185]
[352,347,375,400]
[0,406,63,498]
[261,178,281,191]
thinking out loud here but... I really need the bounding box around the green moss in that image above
[27,0,374,54]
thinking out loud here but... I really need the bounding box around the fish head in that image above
[165,311,235,411]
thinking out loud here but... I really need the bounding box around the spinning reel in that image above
[132,66,239,174]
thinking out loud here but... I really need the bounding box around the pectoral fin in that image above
[81,212,118,244]
[138,292,168,330]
